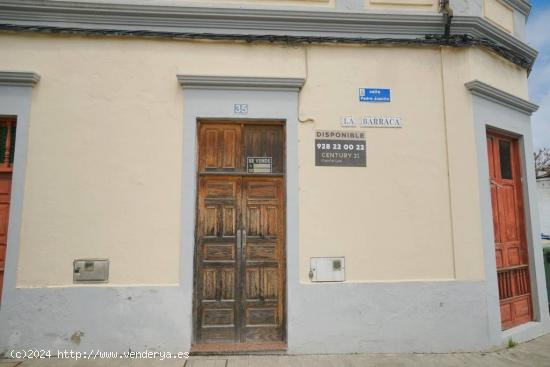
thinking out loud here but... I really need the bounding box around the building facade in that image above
[0,0,549,355]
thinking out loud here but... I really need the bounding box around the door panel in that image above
[487,132,532,330]
[194,122,285,347]
[241,177,284,343]
[196,176,241,343]
[243,125,284,174]
[497,185,518,242]
[199,124,242,172]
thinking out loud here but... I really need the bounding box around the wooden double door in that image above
[194,121,286,346]
[487,131,532,330]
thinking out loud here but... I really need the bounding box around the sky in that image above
[527,0,550,150]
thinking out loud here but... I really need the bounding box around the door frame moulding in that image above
[467,80,550,346]
[465,80,538,116]
[0,72,40,87]
[177,76,305,92]
[0,71,39,309]
[177,74,304,349]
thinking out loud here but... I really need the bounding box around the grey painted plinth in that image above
[288,281,491,354]
[0,281,493,354]
[0,286,190,353]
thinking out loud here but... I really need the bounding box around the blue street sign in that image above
[359,88,391,102]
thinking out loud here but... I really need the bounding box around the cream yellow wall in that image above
[439,47,482,280]
[435,47,528,281]
[0,34,305,286]
[469,47,529,99]
[483,0,515,33]
[0,33,528,286]
[298,46,454,281]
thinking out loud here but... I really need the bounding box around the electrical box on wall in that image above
[73,259,109,283]
[309,257,345,282]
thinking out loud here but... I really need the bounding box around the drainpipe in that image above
[440,0,454,40]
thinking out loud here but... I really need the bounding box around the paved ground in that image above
[1,333,550,367]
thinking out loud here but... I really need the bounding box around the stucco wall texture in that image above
[483,0,515,34]
[0,34,528,286]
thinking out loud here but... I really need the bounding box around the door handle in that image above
[236,228,241,247]
[490,179,504,189]
[215,270,222,301]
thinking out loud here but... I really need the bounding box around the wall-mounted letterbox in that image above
[73,259,109,283]
[309,257,345,282]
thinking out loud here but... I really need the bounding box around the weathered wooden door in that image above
[194,122,285,347]
[487,131,532,330]
[0,117,16,304]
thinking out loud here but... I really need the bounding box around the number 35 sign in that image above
[315,130,366,167]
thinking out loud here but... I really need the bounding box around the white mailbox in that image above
[310,257,345,282]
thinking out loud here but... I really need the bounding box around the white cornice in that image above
[451,16,537,62]
[177,75,305,91]
[499,0,531,17]
[465,80,539,115]
[0,1,444,36]
[0,71,40,87]
[0,0,537,68]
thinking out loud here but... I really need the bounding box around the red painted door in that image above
[0,173,12,302]
[487,131,532,330]
[0,117,15,304]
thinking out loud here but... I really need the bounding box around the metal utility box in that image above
[73,259,109,283]
[544,247,550,308]
[310,257,345,282]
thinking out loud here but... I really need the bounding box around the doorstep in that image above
[190,342,287,355]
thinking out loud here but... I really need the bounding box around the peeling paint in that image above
[70,331,84,346]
